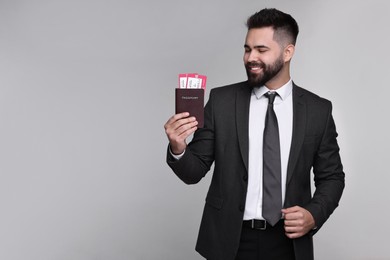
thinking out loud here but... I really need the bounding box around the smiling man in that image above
[164,8,345,260]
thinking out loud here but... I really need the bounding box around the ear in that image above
[283,44,295,62]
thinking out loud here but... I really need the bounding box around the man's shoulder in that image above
[293,84,332,106]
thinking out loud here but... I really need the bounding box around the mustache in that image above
[245,61,265,68]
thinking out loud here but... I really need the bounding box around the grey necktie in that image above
[262,92,282,226]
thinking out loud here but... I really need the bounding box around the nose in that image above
[246,50,258,62]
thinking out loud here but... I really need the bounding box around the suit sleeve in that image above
[305,103,345,232]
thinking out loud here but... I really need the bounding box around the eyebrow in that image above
[244,44,270,49]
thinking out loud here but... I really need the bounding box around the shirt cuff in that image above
[169,146,185,160]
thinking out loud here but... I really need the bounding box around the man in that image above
[164,8,344,260]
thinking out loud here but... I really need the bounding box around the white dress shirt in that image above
[244,79,293,220]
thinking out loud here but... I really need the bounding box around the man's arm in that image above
[304,104,345,233]
[283,103,345,238]
[165,89,217,184]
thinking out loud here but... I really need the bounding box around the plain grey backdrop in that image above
[0,0,389,259]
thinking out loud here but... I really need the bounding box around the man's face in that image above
[243,27,285,87]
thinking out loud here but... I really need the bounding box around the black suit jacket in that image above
[167,81,345,260]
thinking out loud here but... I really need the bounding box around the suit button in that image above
[243,175,248,181]
[239,205,245,212]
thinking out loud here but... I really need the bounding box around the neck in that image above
[265,64,291,90]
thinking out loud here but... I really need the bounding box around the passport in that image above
[175,88,204,128]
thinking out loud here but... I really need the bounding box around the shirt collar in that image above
[253,79,293,101]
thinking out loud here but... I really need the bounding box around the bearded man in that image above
[164,8,345,260]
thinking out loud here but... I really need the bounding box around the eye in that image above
[256,48,268,53]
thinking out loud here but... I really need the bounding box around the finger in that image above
[281,206,300,214]
[165,117,197,138]
[171,117,198,136]
[175,120,198,137]
[284,211,303,221]
[164,112,190,128]
[284,223,306,238]
[283,206,306,220]
[168,116,197,133]
[284,218,301,227]
[166,119,198,145]
[285,231,304,239]
[284,218,313,239]
[284,224,301,233]
[284,225,299,238]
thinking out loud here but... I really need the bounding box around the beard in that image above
[245,54,284,88]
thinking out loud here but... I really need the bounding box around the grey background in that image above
[0,0,389,259]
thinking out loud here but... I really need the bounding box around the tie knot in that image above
[265,92,277,105]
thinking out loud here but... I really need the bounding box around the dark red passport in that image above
[175,88,204,128]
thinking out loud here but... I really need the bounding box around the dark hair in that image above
[246,8,299,45]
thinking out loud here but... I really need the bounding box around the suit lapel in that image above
[286,84,306,185]
[236,82,251,172]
